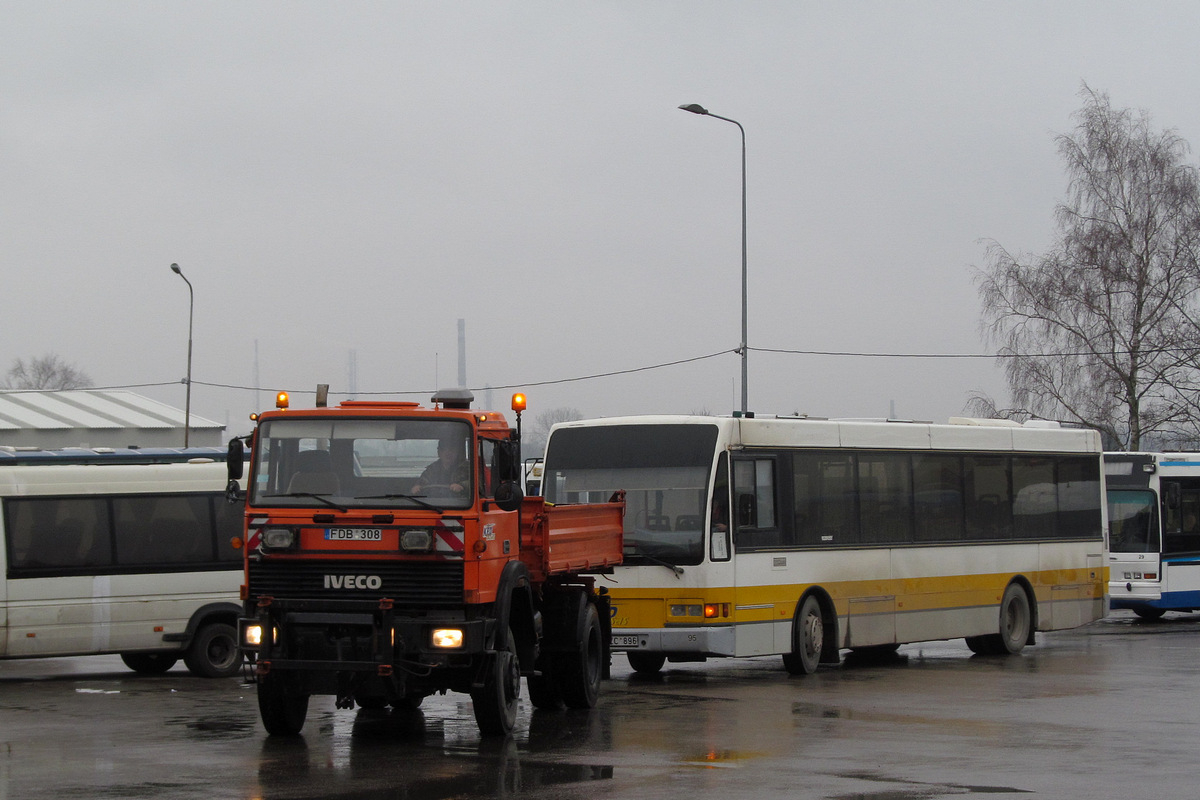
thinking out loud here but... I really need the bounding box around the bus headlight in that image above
[261,528,297,551]
[432,628,464,649]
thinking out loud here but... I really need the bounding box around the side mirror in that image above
[227,439,245,481]
[225,478,243,505]
[494,480,524,513]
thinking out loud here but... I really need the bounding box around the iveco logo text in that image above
[324,574,382,590]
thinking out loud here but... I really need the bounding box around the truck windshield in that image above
[1107,489,1159,553]
[542,423,718,567]
[250,417,474,511]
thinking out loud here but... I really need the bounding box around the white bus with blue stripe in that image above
[1106,452,1200,619]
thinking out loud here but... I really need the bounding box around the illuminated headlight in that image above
[243,624,263,647]
[261,528,297,550]
[432,628,464,649]
[400,529,434,553]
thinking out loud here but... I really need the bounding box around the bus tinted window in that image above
[913,454,965,542]
[964,456,1012,540]
[6,497,111,570]
[792,451,856,547]
[1108,489,1158,553]
[858,453,912,544]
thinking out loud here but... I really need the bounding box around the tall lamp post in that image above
[170,263,193,447]
[678,103,749,415]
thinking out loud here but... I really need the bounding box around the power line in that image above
[3,342,1195,398]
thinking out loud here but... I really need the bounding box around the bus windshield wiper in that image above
[264,492,349,513]
[356,493,444,513]
[625,548,684,577]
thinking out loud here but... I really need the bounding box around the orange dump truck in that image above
[228,390,623,736]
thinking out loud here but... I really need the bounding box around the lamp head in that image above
[679,103,709,115]
[170,263,182,275]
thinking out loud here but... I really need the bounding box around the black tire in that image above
[783,595,824,675]
[626,651,666,675]
[184,623,242,678]
[472,627,520,736]
[120,652,178,674]
[1134,607,1167,621]
[394,694,425,711]
[355,695,388,710]
[258,672,309,736]
[557,601,603,709]
[965,583,1032,656]
[527,659,564,710]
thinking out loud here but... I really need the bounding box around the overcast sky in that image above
[4,2,1200,436]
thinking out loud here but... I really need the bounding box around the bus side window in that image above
[734,457,778,546]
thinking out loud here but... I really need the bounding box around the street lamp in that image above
[679,103,749,415]
[170,263,193,447]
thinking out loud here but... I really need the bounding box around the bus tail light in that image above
[704,603,730,619]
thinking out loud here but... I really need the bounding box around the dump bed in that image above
[518,493,624,582]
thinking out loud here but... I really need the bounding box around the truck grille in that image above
[248,559,464,606]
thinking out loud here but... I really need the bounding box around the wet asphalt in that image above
[1,610,1196,800]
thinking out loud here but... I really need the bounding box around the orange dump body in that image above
[519,492,625,583]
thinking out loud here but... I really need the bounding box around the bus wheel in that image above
[1134,607,1166,621]
[783,595,824,676]
[966,583,1031,656]
[258,672,309,736]
[557,601,603,709]
[472,627,520,736]
[184,623,242,678]
[626,651,666,675]
[121,652,178,674]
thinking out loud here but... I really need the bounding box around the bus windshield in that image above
[542,423,719,566]
[250,417,474,510]
[1108,489,1159,553]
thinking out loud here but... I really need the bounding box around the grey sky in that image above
[4,2,1199,435]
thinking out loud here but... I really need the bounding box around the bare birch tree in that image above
[977,85,1200,450]
[2,354,94,391]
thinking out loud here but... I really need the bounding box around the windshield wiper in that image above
[356,493,445,513]
[264,492,349,513]
[624,548,684,577]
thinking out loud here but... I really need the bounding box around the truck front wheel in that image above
[472,627,520,736]
[258,672,309,736]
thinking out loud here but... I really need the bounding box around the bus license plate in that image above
[325,528,383,541]
[611,635,639,648]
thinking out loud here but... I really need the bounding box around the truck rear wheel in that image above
[557,601,603,709]
[258,672,309,736]
[472,627,520,736]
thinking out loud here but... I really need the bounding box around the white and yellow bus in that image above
[0,456,245,676]
[540,415,1106,675]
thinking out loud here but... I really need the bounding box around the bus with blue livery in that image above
[1106,452,1200,619]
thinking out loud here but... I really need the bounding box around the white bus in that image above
[1105,452,1200,619]
[1,457,245,676]
[541,414,1106,674]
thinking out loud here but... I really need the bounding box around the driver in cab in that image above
[412,436,470,496]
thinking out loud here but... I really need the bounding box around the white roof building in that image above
[0,390,224,449]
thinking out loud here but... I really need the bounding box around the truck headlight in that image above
[243,624,263,647]
[400,529,434,553]
[432,628,464,648]
[261,528,297,550]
